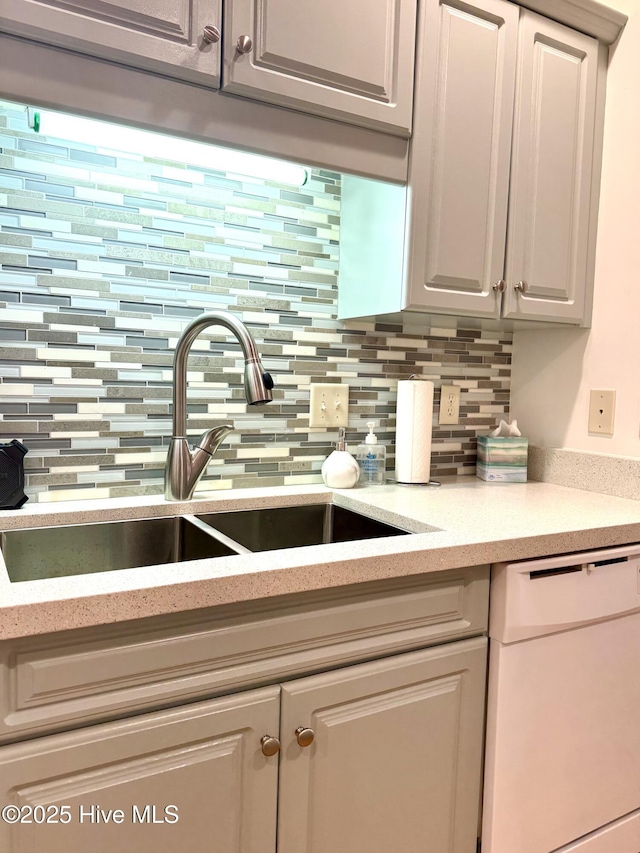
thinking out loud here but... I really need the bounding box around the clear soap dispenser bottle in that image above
[356,422,386,485]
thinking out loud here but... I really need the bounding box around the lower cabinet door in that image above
[277,637,487,853]
[0,686,280,853]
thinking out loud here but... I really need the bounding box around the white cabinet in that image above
[221,0,418,137]
[0,639,486,853]
[338,0,603,326]
[0,0,223,87]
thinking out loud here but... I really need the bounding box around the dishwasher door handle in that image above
[529,565,583,580]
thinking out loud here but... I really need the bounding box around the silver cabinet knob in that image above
[236,35,253,54]
[514,280,528,293]
[202,25,221,44]
[492,280,505,293]
[260,735,281,756]
[295,726,315,747]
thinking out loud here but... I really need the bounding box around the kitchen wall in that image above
[0,102,512,502]
[511,0,638,457]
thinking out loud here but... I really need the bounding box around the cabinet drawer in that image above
[0,567,488,742]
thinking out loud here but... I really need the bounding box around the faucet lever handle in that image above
[195,424,234,455]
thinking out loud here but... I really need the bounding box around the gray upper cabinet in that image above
[0,0,223,87]
[502,11,599,323]
[0,0,416,135]
[405,0,519,319]
[338,0,603,326]
[221,0,418,137]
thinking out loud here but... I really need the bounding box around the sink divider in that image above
[183,514,252,556]
[323,505,333,545]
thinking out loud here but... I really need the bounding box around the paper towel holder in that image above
[388,479,441,487]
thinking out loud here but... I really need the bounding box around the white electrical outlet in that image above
[588,389,615,435]
[439,385,460,425]
[309,383,349,428]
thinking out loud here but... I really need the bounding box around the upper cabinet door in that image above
[502,11,599,322]
[0,0,222,87]
[406,0,519,318]
[221,0,417,137]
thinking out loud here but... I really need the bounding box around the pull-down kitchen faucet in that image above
[165,311,273,501]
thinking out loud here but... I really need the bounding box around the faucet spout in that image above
[165,311,273,501]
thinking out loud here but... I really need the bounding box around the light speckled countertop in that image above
[2,477,640,639]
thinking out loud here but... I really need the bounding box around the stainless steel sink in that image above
[1,515,239,582]
[196,504,409,553]
[0,504,410,583]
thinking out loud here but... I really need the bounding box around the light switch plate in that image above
[439,385,460,425]
[309,383,349,428]
[588,389,615,435]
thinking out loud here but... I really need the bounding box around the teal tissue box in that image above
[476,436,528,482]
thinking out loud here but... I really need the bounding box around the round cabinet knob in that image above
[236,35,253,54]
[514,280,528,294]
[202,25,221,44]
[260,735,281,757]
[295,726,315,748]
[492,280,506,293]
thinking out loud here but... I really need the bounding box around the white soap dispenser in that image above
[356,422,386,485]
[321,427,360,489]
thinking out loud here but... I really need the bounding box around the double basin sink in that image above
[0,504,410,583]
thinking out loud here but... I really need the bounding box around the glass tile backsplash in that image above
[0,102,512,502]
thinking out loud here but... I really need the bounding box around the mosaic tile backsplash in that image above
[0,102,512,502]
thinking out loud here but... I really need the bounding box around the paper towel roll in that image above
[395,379,434,484]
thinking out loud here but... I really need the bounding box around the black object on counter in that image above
[0,440,29,509]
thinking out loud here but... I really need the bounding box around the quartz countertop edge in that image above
[2,478,640,640]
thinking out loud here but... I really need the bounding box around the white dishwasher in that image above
[482,543,640,853]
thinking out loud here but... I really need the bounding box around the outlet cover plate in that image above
[439,385,461,425]
[588,389,615,435]
[309,383,349,428]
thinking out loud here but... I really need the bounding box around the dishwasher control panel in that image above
[490,544,640,644]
